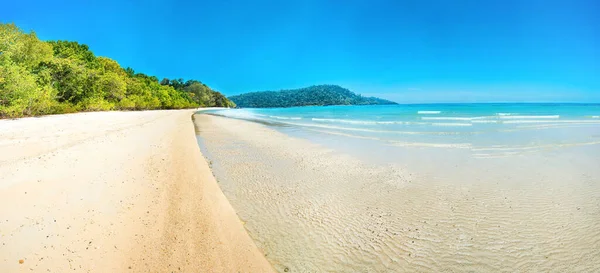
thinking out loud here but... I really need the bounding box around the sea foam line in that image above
[418,111,441,114]
[499,115,560,119]
[269,115,302,120]
[471,120,498,124]
[388,141,472,149]
[431,123,473,127]
[312,118,405,125]
[515,123,600,129]
[422,116,487,121]
[283,121,463,135]
[312,118,379,125]
[213,110,268,120]
[503,119,600,124]
[306,129,383,141]
[286,122,402,133]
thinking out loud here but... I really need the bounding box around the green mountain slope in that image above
[229,85,396,108]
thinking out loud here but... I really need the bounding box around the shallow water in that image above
[206,104,600,157]
[194,105,600,272]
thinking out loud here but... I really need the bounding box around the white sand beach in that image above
[0,110,273,272]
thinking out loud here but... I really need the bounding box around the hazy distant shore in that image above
[195,113,600,272]
[0,110,273,272]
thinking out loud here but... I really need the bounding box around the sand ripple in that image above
[194,114,600,272]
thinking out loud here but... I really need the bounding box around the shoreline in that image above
[0,110,273,272]
[194,113,600,272]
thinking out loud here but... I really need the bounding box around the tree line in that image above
[228,84,397,108]
[0,23,234,118]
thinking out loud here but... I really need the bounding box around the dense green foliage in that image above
[0,23,234,118]
[160,78,235,108]
[229,85,397,108]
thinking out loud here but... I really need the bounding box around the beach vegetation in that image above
[0,23,234,118]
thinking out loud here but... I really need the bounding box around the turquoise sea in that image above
[207,103,600,159]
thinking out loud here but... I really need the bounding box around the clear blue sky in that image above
[2,0,599,102]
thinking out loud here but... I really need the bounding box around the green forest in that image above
[229,85,397,108]
[0,23,234,118]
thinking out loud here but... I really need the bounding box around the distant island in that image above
[228,85,397,108]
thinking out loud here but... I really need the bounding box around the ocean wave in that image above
[515,124,600,130]
[471,120,499,124]
[311,118,404,125]
[269,115,302,120]
[306,129,383,141]
[417,111,441,114]
[503,119,600,124]
[213,109,267,120]
[286,122,397,133]
[431,123,473,127]
[312,118,379,125]
[593,116,600,119]
[499,115,560,119]
[472,152,522,159]
[497,113,516,116]
[422,116,487,121]
[499,124,600,133]
[472,146,541,152]
[388,141,472,149]
[283,121,464,135]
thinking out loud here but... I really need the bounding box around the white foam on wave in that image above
[592,116,600,119]
[312,118,404,125]
[503,119,600,124]
[472,146,541,152]
[214,109,266,120]
[388,141,472,149]
[287,122,397,133]
[269,115,302,120]
[472,152,522,159]
[497,113,515,116]
[422,116,487,121]
[471,120,499,124]
[499,115,560,119]
[418,111,441,114]
[431,123,473,127]
[516,123,600,129]
[306,129,383,141]
[312,118,379,125]
[283,121,460,135]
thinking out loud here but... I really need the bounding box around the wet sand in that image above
[195,113,600,272]
[0,110,273,272]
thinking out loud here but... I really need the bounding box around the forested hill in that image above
[0,23,234,118]
[228,85,397,108]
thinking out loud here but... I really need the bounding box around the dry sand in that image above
[0,110,273,272]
